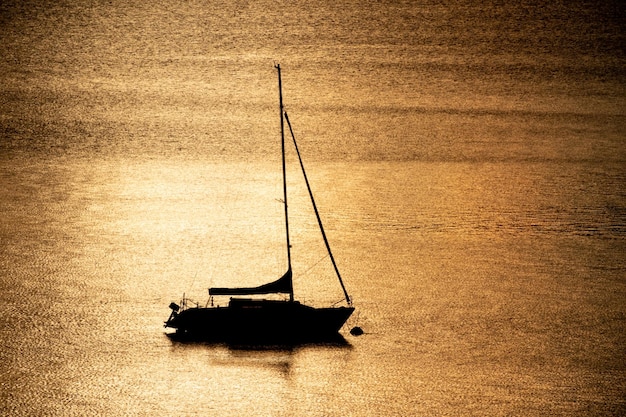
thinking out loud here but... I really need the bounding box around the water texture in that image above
[1,1,624,416]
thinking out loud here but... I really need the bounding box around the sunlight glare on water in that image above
[1,0,624,416]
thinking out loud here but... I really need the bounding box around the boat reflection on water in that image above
[164,65,356,345]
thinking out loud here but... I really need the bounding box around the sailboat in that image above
[164,64,354,343]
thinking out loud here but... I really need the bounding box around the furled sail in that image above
[209,268,293,296]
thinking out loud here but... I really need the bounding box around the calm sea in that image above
[1,1,624,415]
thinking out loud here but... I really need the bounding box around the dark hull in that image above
[165,298,354,344]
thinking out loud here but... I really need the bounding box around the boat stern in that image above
[164,302,180,329]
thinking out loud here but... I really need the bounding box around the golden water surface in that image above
[1,0,624,415]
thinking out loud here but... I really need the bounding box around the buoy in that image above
[350,326,364,336]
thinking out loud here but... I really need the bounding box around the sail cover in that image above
[209,269,293,296]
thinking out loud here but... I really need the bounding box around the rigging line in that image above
[187,271,198,295]
[283,111,352,306]
[302,253,330,277]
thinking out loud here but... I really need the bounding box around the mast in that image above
[284,111,352,306]
[276,64,294,302]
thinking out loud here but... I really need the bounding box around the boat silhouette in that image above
[165,65,354,344]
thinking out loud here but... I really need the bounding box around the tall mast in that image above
[276,64,293,302]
